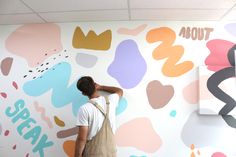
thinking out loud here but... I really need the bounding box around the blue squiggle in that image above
[23,62,88,116]
[23,62,127,116]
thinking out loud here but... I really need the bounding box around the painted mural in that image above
[0,21,236,157]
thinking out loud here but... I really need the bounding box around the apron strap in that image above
[89,96,110,117]
[105,96,110,115]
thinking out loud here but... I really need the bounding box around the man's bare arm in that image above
[96,84,123,98]
[74,126,88,157]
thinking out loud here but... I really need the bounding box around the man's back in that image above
[76,94,119,140]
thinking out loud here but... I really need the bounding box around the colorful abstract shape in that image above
[146,80,174,109]
[57,127,79,138]
[12,144,16,150]
[182,79,199,104]
[0,92,7,98]
[181,111,236,151]
[34,101,53,128]
[211,152,227,157]
[116,97,128,115]
[117,24,147,36]
[73,27,112,50]
[115,117,162,153]
[205,39,234,71]
[23,62,88,116]
[4,130,9,136]
[108,39,147,89]
[1,57,13,76]
[12,81,18,90]
[63,140,75,157]
[225,23,236,37]
[76,53,98,68]
[170,110,177,117]
[54,116,65,127]
[5,23,63,67]
[146,27,194,77]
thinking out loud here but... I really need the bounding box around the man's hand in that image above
[95,83,101,90]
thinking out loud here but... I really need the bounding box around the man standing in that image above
[74,76,123,157]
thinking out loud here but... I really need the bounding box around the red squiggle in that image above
[146,27,194,77]
[34,101,53,128]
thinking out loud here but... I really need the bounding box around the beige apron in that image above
[83,97,117,157]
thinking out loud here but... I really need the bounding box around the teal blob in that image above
[170,110,177,117]
[116,97,128,115]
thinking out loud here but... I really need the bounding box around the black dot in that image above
[65,56,69,58]
[46,62,49,65]
[45,53,48,56]
[29,70,33,72]
[33,77,36,79]
[64,49,67,52]
[41,64,44,66]
[41,70,44,72]
[38,70,40,72]
[23,75,27,78]
[46,68,48,70]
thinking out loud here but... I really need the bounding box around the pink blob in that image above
[205,39,235,72]
[115,117,162,153]
[26,153,29,157]
[12,144,16,150]
[4,130,9,136]
[182,79,198,104]
[5,23,63,67]
[12,81,18,90]
[183,75,220,104]
[211,152,227,157]
[0,92,7,98]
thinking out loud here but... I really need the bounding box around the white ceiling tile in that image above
[0,14,44,25]
[130,0,236,9]
[39,10,129,22]
[22,0,128,12]
[222,9,236,20]
[0,0,33,14]
[131,9,227,20]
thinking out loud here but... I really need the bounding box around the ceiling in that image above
[0,0,236,25]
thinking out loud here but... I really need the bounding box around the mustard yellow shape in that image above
[72,27,112,50]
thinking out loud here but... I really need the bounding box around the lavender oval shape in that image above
[108,39,147,89]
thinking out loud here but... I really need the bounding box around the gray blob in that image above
[181,111,236,151]
[76,53,98,68]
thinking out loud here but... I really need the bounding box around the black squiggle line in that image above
[207,67,235,115]
[207,44,236,128]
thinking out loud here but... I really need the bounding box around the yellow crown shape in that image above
[72,27,112,50]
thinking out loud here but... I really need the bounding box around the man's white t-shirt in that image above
[76,94,119,140]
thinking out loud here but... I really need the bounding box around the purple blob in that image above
[108,39,147,89]
[225,23,236,37]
